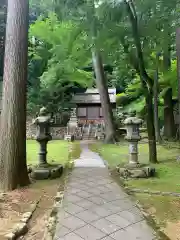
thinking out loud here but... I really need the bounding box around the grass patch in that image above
[27,140,81,166]
[90,142,180,192]
[70,141,81,160]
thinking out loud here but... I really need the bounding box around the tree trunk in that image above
[0,0,7,77]
[176,28,180,140]
[163,28,171,72]
[0,0,30,191]
[163,88,176,140]
[124,0,157,163]
[146,92,157,163]
[163,49,171,72]
[92,50,116,143]
[89,0,116,143]
[154,53,162,143]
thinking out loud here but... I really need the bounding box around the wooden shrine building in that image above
[71,88,116,124]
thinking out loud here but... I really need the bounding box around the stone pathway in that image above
[54,143,157,240]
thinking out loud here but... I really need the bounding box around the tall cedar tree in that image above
[0,0,30,191]
[176,28,180,139]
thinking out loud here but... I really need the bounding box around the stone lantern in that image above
[33,107,53,166]
[117,114,155,179]
[124,116,143,166]
[31,107,63,180]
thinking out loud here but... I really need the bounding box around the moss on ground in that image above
[90,142,180,192]
[135,194,180,224]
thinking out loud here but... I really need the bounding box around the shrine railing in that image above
[78,119,104,125]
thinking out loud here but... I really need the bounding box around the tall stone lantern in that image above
[117,114,155,178]
[33,107,53,166]
[31,107,63,180]
[124,116,143,166]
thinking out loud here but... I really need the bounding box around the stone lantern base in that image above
[30,164,63,180]
[116,164,155,179]
[64,134,75,141]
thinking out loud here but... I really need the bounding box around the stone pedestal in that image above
[64,134,74,141]
[38,140,48,166]
[117,165,155,178]
[128,141,138,165]
[31,165,63,180]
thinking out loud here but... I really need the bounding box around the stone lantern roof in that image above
[71,88,116,104]
[124,117,143,125]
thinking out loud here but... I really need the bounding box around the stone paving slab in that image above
[54,144,157,240]
[74,144,105,168]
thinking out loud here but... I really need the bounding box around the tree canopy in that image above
[0,0,179,120]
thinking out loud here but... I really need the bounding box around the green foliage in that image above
[123,97,145,115]
[159,60,178,97]
[105,0,180,119]
[28,14,93,114]
[26,0,180,118]
[29,0,54,19]
[116,75,144,115]
[116,93,129,106]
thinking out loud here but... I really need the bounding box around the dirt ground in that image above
[0,178,62,240]
[140,196,180,240]
[164,221,180,240]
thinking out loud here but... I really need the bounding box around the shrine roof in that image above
[71,88,116,104]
